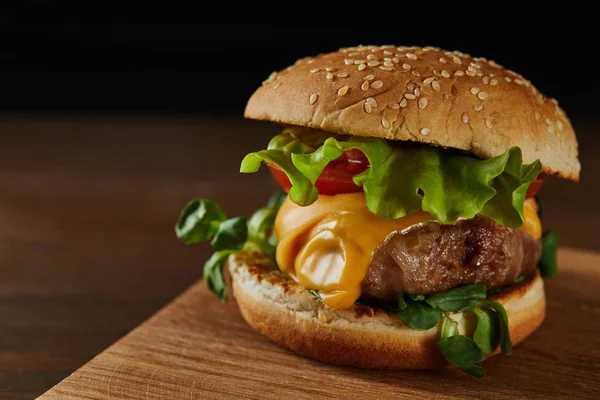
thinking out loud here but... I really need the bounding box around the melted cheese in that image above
[274,193,542,310]
[274,193,432,309]
[523,198,542,239]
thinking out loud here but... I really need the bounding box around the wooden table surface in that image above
[1,116,599,399]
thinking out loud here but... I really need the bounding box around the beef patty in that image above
[361,216,541,302]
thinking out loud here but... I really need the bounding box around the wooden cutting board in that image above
[40,248,600,399]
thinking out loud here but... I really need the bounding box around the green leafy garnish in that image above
[540,229,559,278]
[397,301,442,330]
[242,129,542,227]
[479,300,512,355]
[211,216,248,251]
[426,284,487,312]
[437,335,486,378]
[392,286,513,377]
[175,199,226,244]
[203,250,235,302]
[472,308,501,355]
[308,289,320,298]
[175,192,284,301]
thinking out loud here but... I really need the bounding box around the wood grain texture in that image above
[40,248,600,400]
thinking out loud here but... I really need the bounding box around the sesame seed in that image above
[402,63,412,70]
[488,60,501,68]
[367,54,377,60]
[423,77,435,84]
[364,74,374,81]
[485,118,493,128]
[344,59,354,65]
[383,61,394,67]
[325,67,336,72]
[418,97,429,109]
[395,53,404,58]
[514,79,524,85]
[361,81,369,91]
[420,127,430,135]
[366,97,378,107]
[337,72,348,78]
[273,82,282,90]
[406,53,417,60]
[466,70,476,76]
[407,82,416,90]
[399,98,408,108]
[381,118,391,129]
[383,50,393,55]
[441,70,451,78]
[433,70,441,77]
[482,76,490,84]
[326,73,334,80]
[477,91,489,100]
[557,120,564,130]
[379,66,394,71]
[414,87,421,96]
[504,76,512,82]
[462,112,469,124]
[470,62,481,69]
[548,125,555,133]
[392,57,400,63]
[490,79,498,85]
[309,93,318,105]
[432,80,441,92]
[453,56,462,65]
[405,93,416,100]
[474,104,484,111]
[310,68,321,73]
[535,112,542,121]
[443,93,450,101]
[358,63,367,71]
[476,70,483,77]
[472,141,482,149]
[411,70,420,76]
[439,57,447,63]
[551,98,559,105]
[455,70,465,76]
[367,61,380,67]
[371,80,383,89]
[337,86,349,96]
[364,101,372,113]
[470,87,481,95]
[388,102,400,109]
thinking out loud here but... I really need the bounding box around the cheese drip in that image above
[274,193,542,310]
[274,193,431,309]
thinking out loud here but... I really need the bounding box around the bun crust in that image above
[245,45,579,181]
[229,251,546,369]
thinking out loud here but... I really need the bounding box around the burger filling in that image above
[274,192,541,309]
[175,127,558,377]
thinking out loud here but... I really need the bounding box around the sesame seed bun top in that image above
[245,45,580,181]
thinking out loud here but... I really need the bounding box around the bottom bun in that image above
[229,251,546,369]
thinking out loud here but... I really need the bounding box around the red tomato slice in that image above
[526,175,544,198]
[268,149,544,199]
[267,149,368,196]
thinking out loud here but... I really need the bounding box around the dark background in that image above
[0,17,597,118]
[1,16,598,399]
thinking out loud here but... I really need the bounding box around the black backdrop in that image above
[0,17,596,118]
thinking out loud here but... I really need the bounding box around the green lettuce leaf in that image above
[241,129,542,227]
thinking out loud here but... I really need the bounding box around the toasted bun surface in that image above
[245,45,579,181]
[229,251,546,369]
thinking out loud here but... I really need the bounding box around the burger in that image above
[175,45,580,376]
